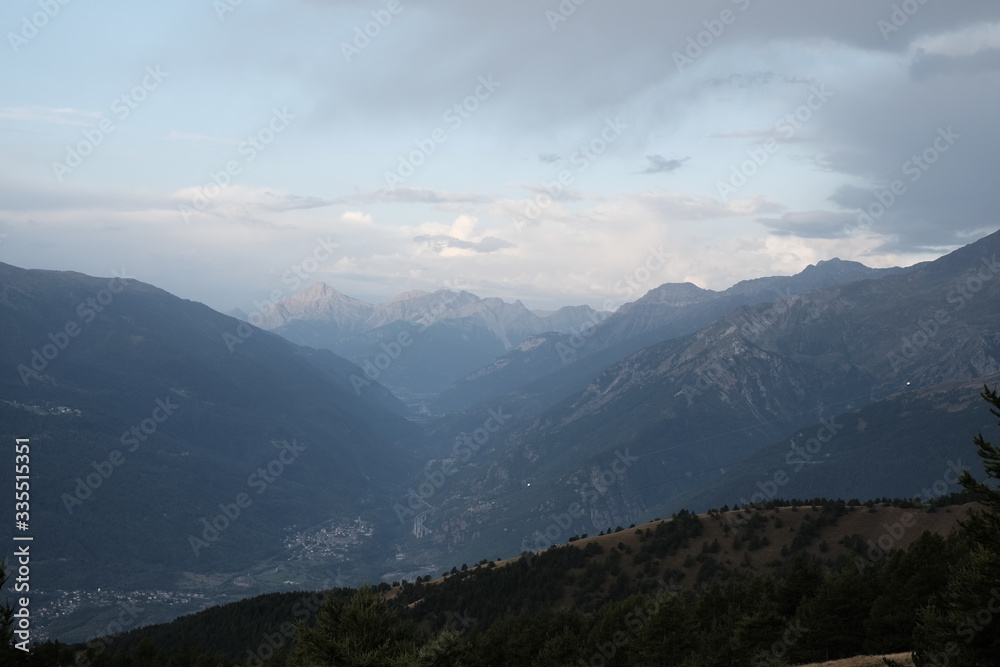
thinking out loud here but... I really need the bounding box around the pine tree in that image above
[288,585,416,666]
[863,531,953,654]
[914,386,1000,666]
[413,630,468,667]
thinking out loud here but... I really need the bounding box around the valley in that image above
[6,1,1000,663]
[2,230,1000,662]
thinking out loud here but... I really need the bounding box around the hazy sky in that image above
[2,1,998,312]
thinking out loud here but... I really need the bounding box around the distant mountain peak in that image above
[388,289,432,303]
[636,282,716,307]
[294,282,365,303]
[255,282,373,329]
[300,281,335,296]
[722,257,903,299]
[803,257,866,272]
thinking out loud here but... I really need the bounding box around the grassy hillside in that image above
[50,498,970,666]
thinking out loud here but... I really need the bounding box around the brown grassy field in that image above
[559,502,972,588]
[386,502,974,599]
[793,652,913,666]
[383,504,968,661]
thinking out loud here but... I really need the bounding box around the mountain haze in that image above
[0,263,423,638]
[252,284,610,400]
[4,231,999,646]
[387,232,1000,571]
[433,258,907,414]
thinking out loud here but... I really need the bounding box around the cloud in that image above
[0,180,173,213]
[4,0,1000,312]
[0,107,101,126]
[338,187,495,205]
[711,128,810,146]
[632,192,785,219]
[792,151,875,176]
[705,71,775,88]
[513,182,588,202]
[168,186,334,224]
[911,21,1000,57]
[340,211,373,224]
[710,129,774,141]
[165,131,240,146]
[636,155,690,175]
[413,234,514,254]
[910,48,1000,80]
[757,210,857,239]
[260,192,332,212]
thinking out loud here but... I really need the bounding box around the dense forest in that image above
[4,387,1000,666]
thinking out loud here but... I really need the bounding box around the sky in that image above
[1,0,999,313]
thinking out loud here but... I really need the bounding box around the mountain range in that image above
[375,235,999,576]
[246,284,610,403]
[0,265,420,638]
[432,258,906,414]
[2,229,999,642]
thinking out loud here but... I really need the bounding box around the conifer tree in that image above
[288,585,416,666]
[914,386,1000,666]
